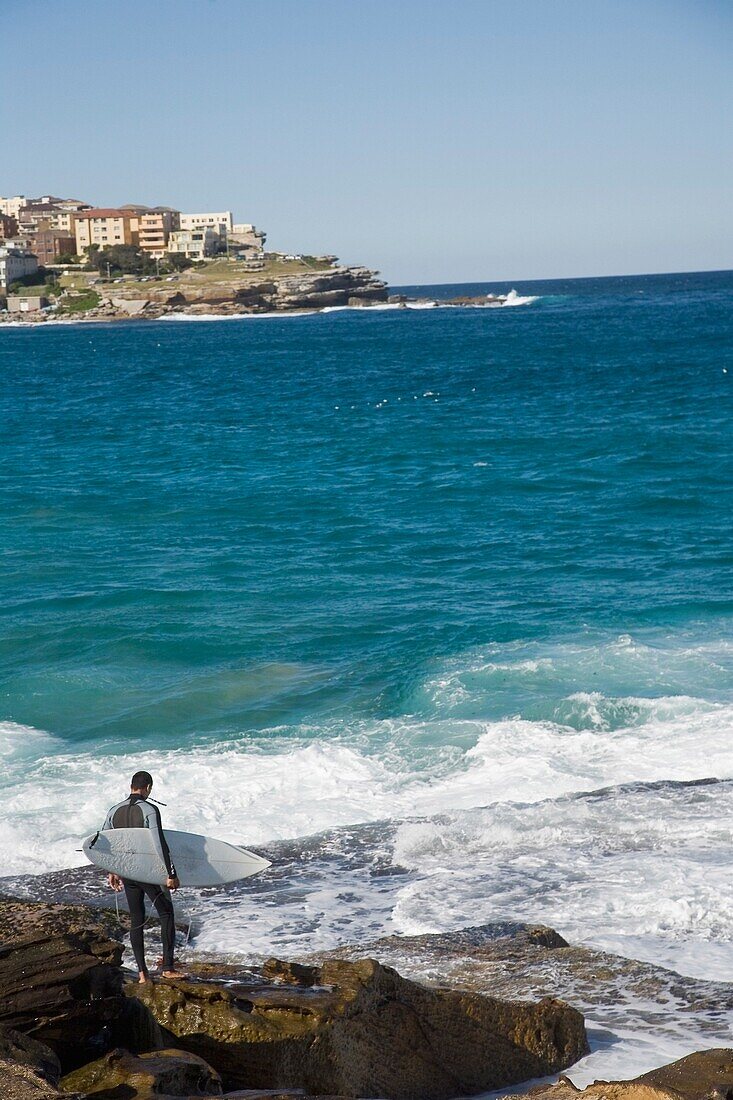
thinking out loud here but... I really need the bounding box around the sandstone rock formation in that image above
[0,899,161,1073]
[504,1047,733,1099]
[0,898,589,1099]
[317,921,733,1070]
[130,955,588,1099]
[108,264,388,318]
[61,1047,223,1097]
[0,1026,62,1098]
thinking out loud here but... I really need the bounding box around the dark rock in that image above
[0,899,164,1073]
[634,1047,733,1099]
[323,920,733,1080]
[505,1047,733,1099]
[261,960,319,986]
[219,1093,347,1099]
[130,955,587,1099]
[0,1026,61,1087]
[0,1026,62,1097]
[61,1046,223,1098]
[526,926,570,949]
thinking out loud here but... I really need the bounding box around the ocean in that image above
[2,269,733,1087]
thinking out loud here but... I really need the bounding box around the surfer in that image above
[103,771,185,983]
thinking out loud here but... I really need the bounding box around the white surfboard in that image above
[82,827,271,887]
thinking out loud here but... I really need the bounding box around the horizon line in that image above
[389,266,733,288]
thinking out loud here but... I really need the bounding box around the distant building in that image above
[0,214,18,240]
[7,293,49,313]
[30,229,77,265]
[229,223,266,258]
[4,235,34,252]
[74,209,140,255]
[179,211,233,238]
[50,200,91,233]
[18,204,60,232]
[138,208,180,258]
[17,197,90,235]
[0,246,39,289]
[0,196,27,220]
[167,227,219,261]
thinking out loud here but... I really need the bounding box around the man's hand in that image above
[108,873,123,892]
[166,875,180,891]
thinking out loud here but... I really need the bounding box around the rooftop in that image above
[74,208,138,219]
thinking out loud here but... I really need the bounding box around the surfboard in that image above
[82,827,271,887]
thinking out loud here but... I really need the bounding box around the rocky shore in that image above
[98,264,390,320]
[0,897,587,1098]
[0,257,527,325]
[1,262,389,324]
[0,896,730,1099]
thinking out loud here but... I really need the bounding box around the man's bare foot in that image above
[161,969,188,980]
[138,972,152,984]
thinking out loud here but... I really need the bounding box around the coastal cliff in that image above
[105,264,389,319]
[1,256,389,323]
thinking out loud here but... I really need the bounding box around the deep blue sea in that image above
[2,269,733,1082]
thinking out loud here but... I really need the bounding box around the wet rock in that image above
[130,955,587,1099]
[61,1046,223,1098]
[507,1047,733,1099]
[0,1026,62,1098]
[629,1047,733,1099]
[218,1093,347,1099]
[0,899,163,1073]
[316,921,733,1063]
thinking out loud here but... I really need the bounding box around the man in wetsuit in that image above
[103,770,184,983]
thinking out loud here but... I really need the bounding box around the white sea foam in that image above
[498,289,539,307]
[4,628,733,1088]
[2,678,732,875]
[4,662,733,1084]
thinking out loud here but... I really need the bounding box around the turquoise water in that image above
[3,270,731,753]
[3,269,733,1081]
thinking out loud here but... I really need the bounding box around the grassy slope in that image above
[58,255,335,299]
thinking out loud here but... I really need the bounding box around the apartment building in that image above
[179,211,233,238]
[74,208,140,254]
[229,223,266,257]
[138,208,180,258]
[17,198,90,235]
[0,246,39,289]
[0,214,18,240]
[30,229,77,265]
[50,200,90,233]
[167,227,219,261]
[18,204,60,232]
[0,196,27,220]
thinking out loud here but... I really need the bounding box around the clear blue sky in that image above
[4,0,731,284]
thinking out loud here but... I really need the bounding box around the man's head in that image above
[130,770,153,796]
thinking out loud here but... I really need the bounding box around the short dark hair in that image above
[131,770,153,790]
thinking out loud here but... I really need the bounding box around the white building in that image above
[229,223,266,257]
[179,211,233,238]
[0,246,39,289]
[167,228,220,261]
[0,196,27,220]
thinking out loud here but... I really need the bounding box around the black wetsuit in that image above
[102,794,176,975]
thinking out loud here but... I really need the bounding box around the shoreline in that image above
[1,887,730,1094]
[1,257,540,326]
[0,293,539,329]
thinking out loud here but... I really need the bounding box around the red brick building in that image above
[0,214,18,240]
[29,229,77,266]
